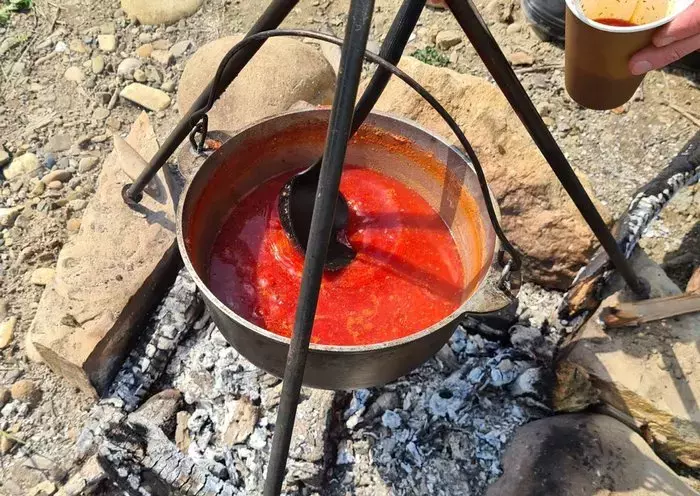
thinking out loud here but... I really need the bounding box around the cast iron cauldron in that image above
[177,109,506,390]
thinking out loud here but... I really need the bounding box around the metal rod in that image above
[124,0,299,203]
[303,0,425,183]
[263,1,374,494]
[352,0,426,131]
[445,0,647,297]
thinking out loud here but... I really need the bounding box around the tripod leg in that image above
[351,0,426,130]
[446,0,647,297]
[125,0,300,203]
[263,0,374,495]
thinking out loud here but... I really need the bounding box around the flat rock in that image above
[507,51,535,66]
[31,267,56,286]
[436,30,463,49]
[45,134,72,153]
[555,250,700,468]
[64,67,85,82]
[28,480,57,496]
[370,57,607,288]
[42,169,72,184]
[487,414,699,496]
[175,411,190,453]
[0,316,16,349]
[169,40,191,58]
[121,0,204,25]
[29,112,178,395]
[178,36,335,134]
[151,49,173,66]
[120,83,171,111]
[98,34,116,52]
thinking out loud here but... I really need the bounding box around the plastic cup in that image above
[564,0,694,110]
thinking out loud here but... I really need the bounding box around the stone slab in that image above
[29,112,178,395]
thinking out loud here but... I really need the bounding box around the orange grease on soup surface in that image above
[209,166,479,346]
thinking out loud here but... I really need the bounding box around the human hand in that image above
[629,0,700,74]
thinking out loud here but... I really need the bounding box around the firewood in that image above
[98,421,237,496]
[686,267,700,294]
[600,293,700,327]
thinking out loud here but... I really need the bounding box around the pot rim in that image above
[177,108,500,354]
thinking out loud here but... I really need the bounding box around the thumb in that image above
[629,33,700,74]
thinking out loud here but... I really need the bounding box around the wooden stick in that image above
[601,293,700,327]
[666,103,700,128]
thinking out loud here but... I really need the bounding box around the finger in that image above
[653,0,700,47]
[629,33,700,73]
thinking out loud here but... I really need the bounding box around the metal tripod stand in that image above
[121,0,648,493]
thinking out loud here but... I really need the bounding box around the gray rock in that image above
[45,134,72,153]
[3,153,40,180]
[79,157,99,173]
[145,65,162,83]
[0,207,23,228]
[169,40,192,58]
[133,69,147,83]
[68,199,87,211]
[93,108,111,121]
[117,57,142,77]
[42,169,72,184]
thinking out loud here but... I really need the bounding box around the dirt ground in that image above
[0,0,697,493]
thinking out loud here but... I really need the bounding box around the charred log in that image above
[97,421,238,496]
[76,268,204,461]
[559,131,700,322]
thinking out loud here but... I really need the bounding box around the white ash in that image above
[325,314,556,496]
[75,268,204,461]
[164,318,334,495]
